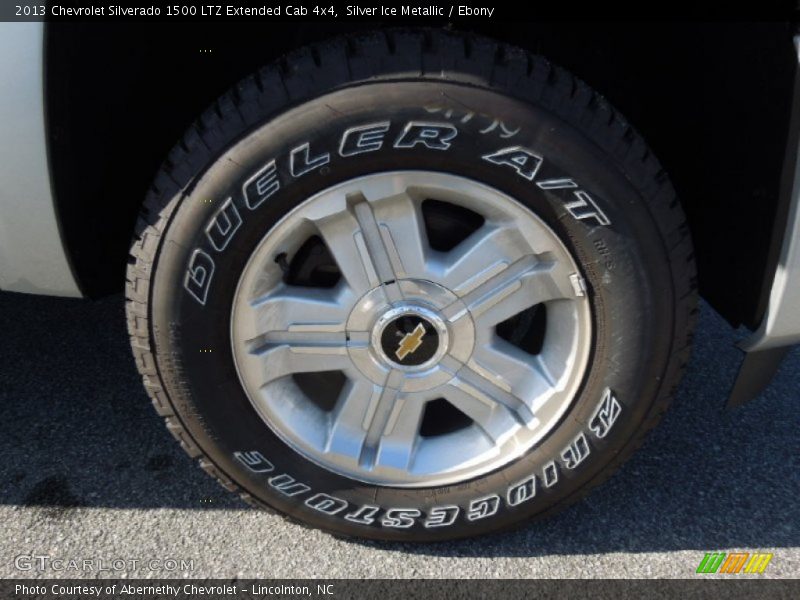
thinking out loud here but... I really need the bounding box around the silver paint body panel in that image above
[0,23,81,297]
[0,23,797,356]
[741,36,800,352]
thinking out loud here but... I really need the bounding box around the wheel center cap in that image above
[373,305,448,370]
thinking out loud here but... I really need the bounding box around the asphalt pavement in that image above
[0,291,797,579]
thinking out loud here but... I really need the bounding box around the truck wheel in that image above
[126,30,697,541]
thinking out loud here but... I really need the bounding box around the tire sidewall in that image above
[149,81,675,540]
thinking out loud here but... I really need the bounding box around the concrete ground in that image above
[0,292,797,579]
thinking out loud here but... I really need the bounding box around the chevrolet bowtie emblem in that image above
[395,323,427,360]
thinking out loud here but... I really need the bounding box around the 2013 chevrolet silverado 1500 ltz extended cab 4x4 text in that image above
[1,21,798,541]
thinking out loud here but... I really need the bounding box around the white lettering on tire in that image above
[183,116,613,306]
[183,249,215,306]
[230,389,618,530]
[481,146,543,181]
[305,493,348,515]
[344,504,380,525]
[289,142,330,177]
[267,473,310,497]
[381,508,421,529]
[590,388,622,439]
[339,122,390,156]
[561,432,591,469]
[564,190,611,227]
[537,177,578,190]
[507,474,537,507]
[393,121,458,150]
[204,197,242,251]
[242,159,280,210]
[423,506,460,528]
[542,460,559,488]
[466,495,500,521]
[234,450,274,473]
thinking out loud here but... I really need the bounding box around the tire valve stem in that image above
[569,273,587,297]
[274,252,290,276]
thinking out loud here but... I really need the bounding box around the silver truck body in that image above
[0,22,796,404]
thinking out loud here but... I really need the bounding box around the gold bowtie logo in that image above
[395,323,427,360]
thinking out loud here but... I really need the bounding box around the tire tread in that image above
[125,28,698,539]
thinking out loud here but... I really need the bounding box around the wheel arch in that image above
[46,21,796,330]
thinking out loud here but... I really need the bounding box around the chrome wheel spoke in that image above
[248,330,349,356]
[325,377,377,458]
[439,383,521,444]
[367,191,428,280]
[240,286,357,383]
[451,365,538,428]
[253,340,351,385]
[350,369,427,473]
[369,393,426,472]
[232,171,592,487]
[313,210,378,296]
[247,285,352,337]
[470,339,557,410]
[312,190,429,300]
[447,255,575,330]
[436,224,533,294]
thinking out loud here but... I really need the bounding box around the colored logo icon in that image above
[395,323,427,360]
[696,552,773,574]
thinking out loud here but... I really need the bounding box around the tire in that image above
[126,29,697,541]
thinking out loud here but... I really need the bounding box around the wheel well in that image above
[46,22,797,328]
